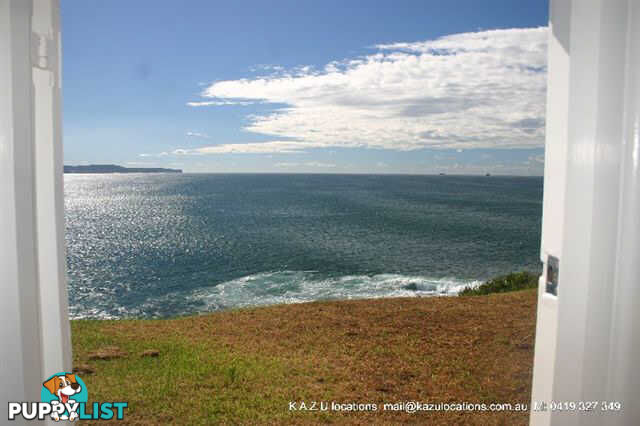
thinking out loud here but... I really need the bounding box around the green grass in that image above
[459,271,538,296]
[72,320,295,424]
[71,289,538,425]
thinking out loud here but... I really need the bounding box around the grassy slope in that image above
[72,289,537,425]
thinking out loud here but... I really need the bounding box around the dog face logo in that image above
[43,374,82,405]
[42,373,85,421]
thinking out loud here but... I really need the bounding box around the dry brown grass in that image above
[86,346,128,361]
[72,289,537,425]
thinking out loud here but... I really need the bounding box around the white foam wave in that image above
[69,271,481,319]
[186,271,480,313]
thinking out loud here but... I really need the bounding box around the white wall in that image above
[0,1,70,424]
[530,1,571,423]
[0,2,44,421]
[532,1,640,425]
[606,2,640,423]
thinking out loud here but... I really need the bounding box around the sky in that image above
[61,0,549,174]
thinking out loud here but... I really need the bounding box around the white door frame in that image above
[0,1,70,423]
[532,1,640,425]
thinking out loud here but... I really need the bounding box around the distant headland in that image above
[64,164,182,174]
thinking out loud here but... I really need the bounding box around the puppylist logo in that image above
[8,372,127,422]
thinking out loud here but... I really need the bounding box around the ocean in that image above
[64,173,543,319]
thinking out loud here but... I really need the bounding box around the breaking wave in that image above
[70,271,481,319]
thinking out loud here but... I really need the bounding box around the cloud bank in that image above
[185,27,547,153]
[171,141,313,155]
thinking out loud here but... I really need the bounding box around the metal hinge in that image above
[545,255,559,296]
[31,31,57,72]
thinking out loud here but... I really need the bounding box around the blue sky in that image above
[61,0,549,174]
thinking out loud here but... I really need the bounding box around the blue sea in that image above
[64,174,543,319]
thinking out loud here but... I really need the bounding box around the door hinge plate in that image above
[31,32,56,71]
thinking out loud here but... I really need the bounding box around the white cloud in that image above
[304,161,336,168]
[126,161,154,166]
[249,64,285,73]
[172,141,313,155]
[186,100,257,107]
[186,131,210,139]
[275,161,337,168]
[139,152,169,157]
[189,27,547,152]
